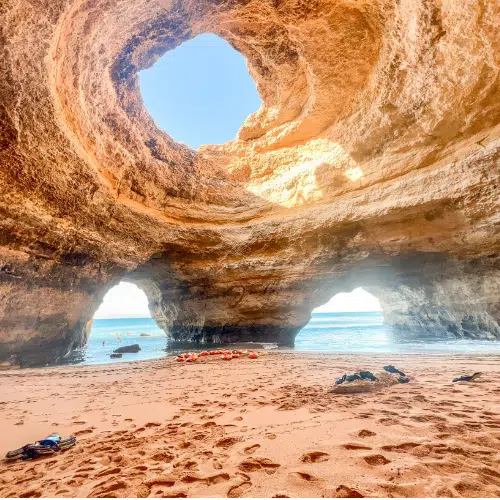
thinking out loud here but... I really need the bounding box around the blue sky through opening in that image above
[139,33,262,149]
[94,283,381,319]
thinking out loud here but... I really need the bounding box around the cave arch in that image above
[298,254,500,347]
[296,288,385,350]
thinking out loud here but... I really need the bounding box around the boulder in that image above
[0,355,21,370]
[113,344,141,354]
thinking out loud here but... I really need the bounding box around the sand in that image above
[1,352,500,498]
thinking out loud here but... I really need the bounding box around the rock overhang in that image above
[1,0,500,364]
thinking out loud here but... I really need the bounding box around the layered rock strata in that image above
[1,0,500,364]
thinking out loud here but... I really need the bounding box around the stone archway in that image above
[1,1,500,364]
[303,253,500,342]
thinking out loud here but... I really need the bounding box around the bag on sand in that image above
[330,371,409,394]
[6,435,76,461]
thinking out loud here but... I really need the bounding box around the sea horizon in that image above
[48,311,500,367]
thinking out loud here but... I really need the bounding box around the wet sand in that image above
[1,352,500,498]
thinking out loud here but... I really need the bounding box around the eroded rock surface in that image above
[1,0,500,364]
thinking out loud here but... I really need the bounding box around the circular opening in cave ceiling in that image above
[138,33,262,150]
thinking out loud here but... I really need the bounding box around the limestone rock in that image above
[1,0,500,364]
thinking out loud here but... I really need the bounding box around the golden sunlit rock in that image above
[1,0,500,364]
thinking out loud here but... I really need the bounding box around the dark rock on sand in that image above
[0,355,21,370]
[113,344,141,354]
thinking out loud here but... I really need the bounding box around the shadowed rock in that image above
[113,344,141,354]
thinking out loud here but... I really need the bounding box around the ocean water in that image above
[296,312,500,353]
[59,312,500,366]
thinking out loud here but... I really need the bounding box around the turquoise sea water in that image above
[56,312,500,366]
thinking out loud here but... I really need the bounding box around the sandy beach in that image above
[1,352,500,498]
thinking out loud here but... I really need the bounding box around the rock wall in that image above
[1,0,500,364]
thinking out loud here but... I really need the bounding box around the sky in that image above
[139,33,262,149]
[93,283,381,319]
[313,287,381,313]
[93,283,150,319]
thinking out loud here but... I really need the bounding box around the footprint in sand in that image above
[357,413,373,419]
[151,449,175,462]
[378,418,400,426]
[236,472,251,482]
[290,471,318,482]
[144,475,176,487]
[301,451,330,463]
[145,421,162,428]
[342,443,372,450]
[181,473,230,485]
[363,454,391,466]
[436,433,451,439]
[381,442,420,452]
[193,433,208,441]
[182,460,198,471]
[91,480,128,497]
[94,466,122,478]
[73,473,90,479]
[265,433,277,440]
[163,490,188,498]
[239,457,281,473]
[335,485,365,498]
[227,481,252,497]
[216,437,241,448]
[358,429,377,438]
[19,489,42,498]
[75,466,96,473]
[244,444,261,455]
[74,428,94,436]
[202,421,217,428]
